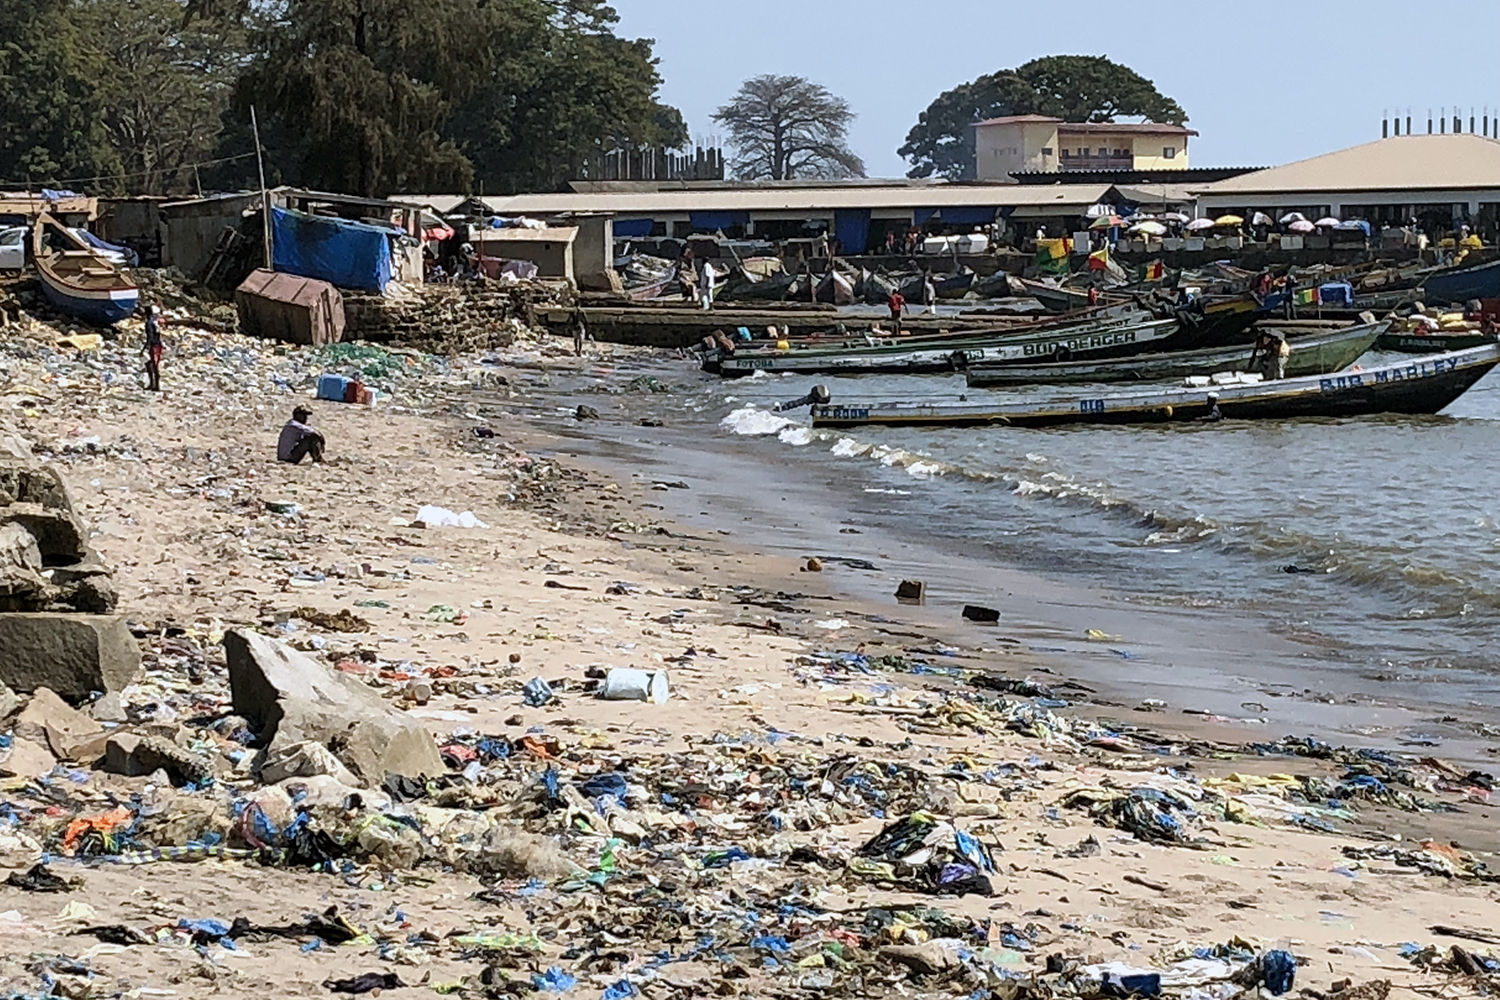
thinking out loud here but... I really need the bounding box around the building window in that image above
[1098,147,1108,157]
[1041,147,1053,156]
[1060,149,1070,159]
[1163,146,1177,159]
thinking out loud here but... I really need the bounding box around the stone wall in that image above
[343,280,574,353]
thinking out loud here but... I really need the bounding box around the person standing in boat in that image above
[142,305,164,392]
[888,288,907,334]
[699,259,717,311]
[1283,274,1299,320]
[1248,329,1288,380]
[923,274,937,313]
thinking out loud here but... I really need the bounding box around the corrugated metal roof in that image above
[467,184,1117,216]
[1195,134,1500,196]
[974,115,1063,127]
[1060,122,1197,136]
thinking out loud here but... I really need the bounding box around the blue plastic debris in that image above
[602,981,637,1000]
[1261,950,1297,995]
[532,967,577,992]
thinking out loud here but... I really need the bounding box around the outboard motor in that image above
[773,385,832,412]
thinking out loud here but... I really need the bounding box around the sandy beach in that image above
[0,318,1495,999]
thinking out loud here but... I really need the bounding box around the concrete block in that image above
[0,614,141,701]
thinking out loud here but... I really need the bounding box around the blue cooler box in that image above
[316,374,351,402]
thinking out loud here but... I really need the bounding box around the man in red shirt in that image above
[888,290,906,334]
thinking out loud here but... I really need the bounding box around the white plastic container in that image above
[599,668,670,704]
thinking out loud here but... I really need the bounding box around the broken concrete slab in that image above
[0,523,45,606]
[2,504,88,565]
[0,614,141,701]
[13,688,108,761]
[103,733,217,786]
[224,629,443,785]
[0,737,57,779]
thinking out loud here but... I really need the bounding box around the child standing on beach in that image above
[142,305,164,392]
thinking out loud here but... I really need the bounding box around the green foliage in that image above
[0,0,684,197]
[713,75,865,181]
[78,0,247,196]
[0,0,122,188]
[450,7,685,194]
[900,56,1188,180]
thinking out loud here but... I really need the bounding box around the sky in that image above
[615,0,1500,179]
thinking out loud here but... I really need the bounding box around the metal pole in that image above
[250,105,272,270]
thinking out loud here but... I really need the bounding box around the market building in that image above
[1193,133,1500,236]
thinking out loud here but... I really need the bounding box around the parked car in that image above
[0,226,24,270]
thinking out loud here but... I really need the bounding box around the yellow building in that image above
[973,116,1197,182]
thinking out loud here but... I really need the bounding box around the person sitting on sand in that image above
[277,406,325,464]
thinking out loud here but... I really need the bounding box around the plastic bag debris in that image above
[414,505,488,529]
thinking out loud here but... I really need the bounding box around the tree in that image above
[450,6,687,194]
[228,0,485,198]
[0,0,121,189]
[78,0,248,196]
[221,0,685,197]
[900,56,1188,180]
[713,75,865,181]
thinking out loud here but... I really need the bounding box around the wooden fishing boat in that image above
[1013,277,1091,313]
[815,269,856,305]
[971,271,1018,299]
[1421,258,1500,305]
[900,270,975,302]
[1375,330,1496,353]
[859,270,898,304]
[710,316,1183,377]
[32,213,138,325]
[722,269,798,302]
[811,341,1500,428]
[965,318,1387,387]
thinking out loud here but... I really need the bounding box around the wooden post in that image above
[251,105,272,270]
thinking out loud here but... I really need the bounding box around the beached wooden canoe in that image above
[710,316,1183,377]
[811,340,1500,428]
[32,212,138,325]
[965,319,1387,387]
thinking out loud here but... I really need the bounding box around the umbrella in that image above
[1090,215,1125,229]
[1185,218,1217,232]
[1129,220,1168,236]
[1252,212,1273,226]
[1213,214,1245,227]
[1314,217,1341,228]
[1287,220,1316,233]
[1162,212,1191,223]
[1278,212,1307,224]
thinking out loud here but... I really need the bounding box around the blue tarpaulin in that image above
[939,206,998,225]
[613,219,655,238]
[689,211,750,231]
[834,209,871,255]
[271,207,392,293]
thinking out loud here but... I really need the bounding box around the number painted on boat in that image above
[1079,398,1105,414]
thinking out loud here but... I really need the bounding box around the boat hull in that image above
[712,317,1183,377]
[1422,258,1500,305]
[36,267,139,324]
[1375,332,1494,353]
[966,321,1386,387]
[813,343,1500,428]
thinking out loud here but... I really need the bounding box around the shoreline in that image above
[0,327,1494,997]
[494,359,1500,775]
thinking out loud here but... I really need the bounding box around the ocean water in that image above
[529,350,1500,707]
